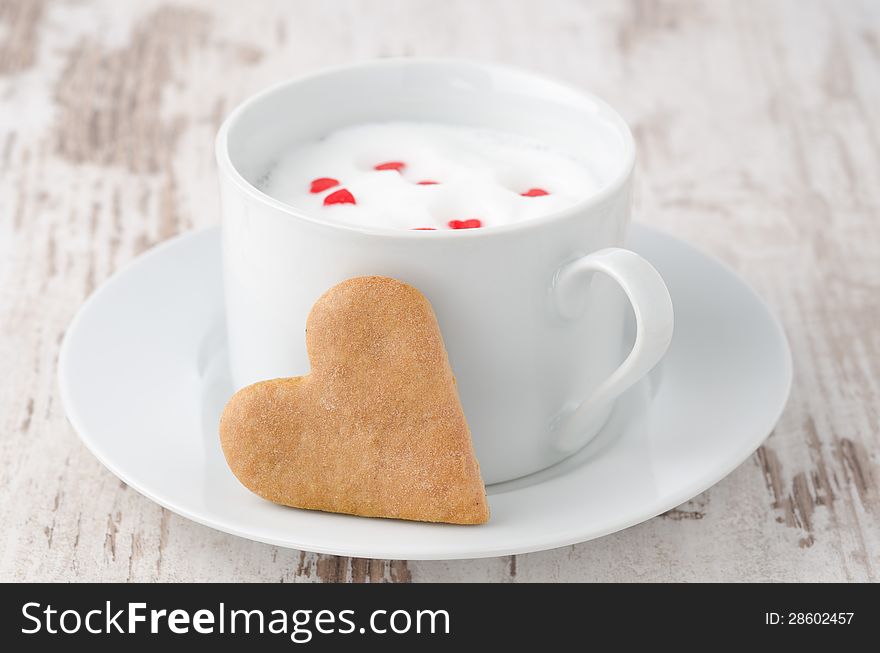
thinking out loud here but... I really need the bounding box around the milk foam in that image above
[260,121,600,230]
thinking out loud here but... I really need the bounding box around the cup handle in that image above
[552,247,674,452]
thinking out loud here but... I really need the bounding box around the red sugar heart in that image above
[417,180,439,185]
[323,189,356,206]
[412,227,436,230]
[375,161,406,172]
[521,188,549,197]
[309,177,340,193]
[448,219,482,230]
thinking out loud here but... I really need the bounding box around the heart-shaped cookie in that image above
[220,276,489,525]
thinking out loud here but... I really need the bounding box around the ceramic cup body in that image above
[216,60,673,484]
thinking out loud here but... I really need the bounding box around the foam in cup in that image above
[259,121,600,230]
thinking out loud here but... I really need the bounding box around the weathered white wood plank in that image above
[0,0,877,582]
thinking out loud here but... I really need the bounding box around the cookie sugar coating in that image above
[220,276,489,525]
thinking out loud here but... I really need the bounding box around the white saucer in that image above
[58,225,791,560]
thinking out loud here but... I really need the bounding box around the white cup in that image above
[216,59,673,484]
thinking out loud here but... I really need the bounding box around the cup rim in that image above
[215,58,636,239]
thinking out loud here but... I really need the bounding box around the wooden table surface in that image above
[1,0,877,582]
